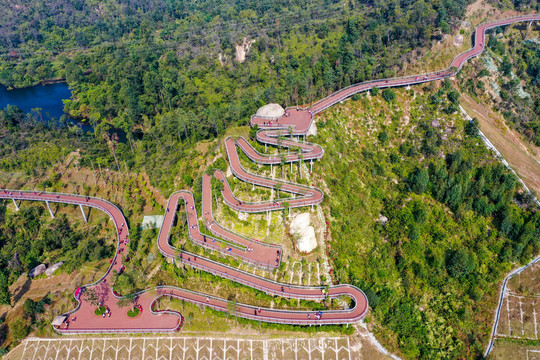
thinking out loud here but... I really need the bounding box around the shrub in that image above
[94,306,106,316]
[22,299,36,320]
[382,89,396,102]
[447,90,460,104]
[127,307,140,317]
[249,124,259,140]
[478,69,490,77]
[409,167,429,194]
[364,288,379,308]
[10,318,29,340]
[446,249,476,278]
[378,131,388,144]
[465,118,479,136]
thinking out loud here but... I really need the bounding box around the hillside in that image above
[312,83,539,359]
[457,23,539,145]
[0,0,472,196]
[0,1,539,359]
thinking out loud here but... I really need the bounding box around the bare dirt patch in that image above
[466,0,496,20]
[509,263,540,295]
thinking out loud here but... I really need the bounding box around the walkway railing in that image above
[310,15,540,114]
[225,137,324,201]
[157,190,277,269]
[237,136,324,164]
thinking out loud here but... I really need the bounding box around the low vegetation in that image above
[127,307,139,318]
[0,204,113,305]
[94,305,106,316]
[458,26,540,146]
[313,83,539,359]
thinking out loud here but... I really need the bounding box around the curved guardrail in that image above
[213,168,319,214]
[203,172,282,250]
[0,191,123,289]
[155,247,368,323]
[157,190,277,269]
[236,135,324,165]
[225,137,324,206]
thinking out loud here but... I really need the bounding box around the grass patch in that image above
[94,306,106,316]
[127,307,140,318]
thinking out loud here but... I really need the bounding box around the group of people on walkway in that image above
[307,311,323,320]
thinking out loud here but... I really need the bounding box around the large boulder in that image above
[290,213,317,253]
[29,264,46,278]
[256,103,285,120]
[453,34,464,47]
[45,262,64,277]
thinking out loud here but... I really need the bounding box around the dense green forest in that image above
[0,0,477,193]
[315,82,539,359]
[0,0,472,150]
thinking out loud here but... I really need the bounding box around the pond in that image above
[0,82,93,132]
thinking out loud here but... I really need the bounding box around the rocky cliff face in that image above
[235,37,255,63]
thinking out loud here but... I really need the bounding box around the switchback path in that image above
[0,14,538,334]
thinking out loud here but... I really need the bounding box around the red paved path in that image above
[223,138,324,211]
[0,15,537,333]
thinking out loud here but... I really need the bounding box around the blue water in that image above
[0,82,92,132]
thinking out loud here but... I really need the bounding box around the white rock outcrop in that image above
[453,34,463,47]
[235,38,255,63]
[290,213,317,253]
[256,103,285,119]
[307,120,318,136]
[45,262,64,277]
[29,264,46,278]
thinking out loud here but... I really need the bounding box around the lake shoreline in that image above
[41,77,66,86]
[0,82,93,133]
[2,77,67,91]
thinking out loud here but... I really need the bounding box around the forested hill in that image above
[0,0,471,135]
[1,0,464,55]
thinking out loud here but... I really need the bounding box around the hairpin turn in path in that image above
[0,14,538,333]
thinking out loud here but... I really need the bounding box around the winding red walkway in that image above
[0,14,538,333]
